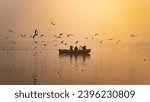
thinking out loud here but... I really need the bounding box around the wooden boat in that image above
[59,49,91,54]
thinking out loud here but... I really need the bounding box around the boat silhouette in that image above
[59,49,91,54]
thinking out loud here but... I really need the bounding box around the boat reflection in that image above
[59,53,91,62]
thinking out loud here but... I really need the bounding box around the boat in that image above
[59,49,91,54]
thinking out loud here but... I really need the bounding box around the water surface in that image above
[0,43,150,85]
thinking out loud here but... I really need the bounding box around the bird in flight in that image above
[130,34,137,38]
[67,34,75,37]
[44,44,47,46]
[94,33,100,36]
[100,40,103,44]
[116,40,121,44]
[75,40,78,44]
[20,34,26,38]
[8,30,13,33]
[33,29,38,39]
[60,40,64,44]
[34,46,37,50]
[51,22,56,26]
[54,33,63,38]
[34,41,38,44]
[40,34,44,37]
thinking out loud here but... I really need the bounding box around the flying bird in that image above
[54,35,61,38]
[34,46,37,50]
[20,34,26,38]
[75,40,78,44]
[34,41,38,44]
[130,34,137,38]
[116,40,121,44]
[51,22,56,26]
[59,33,63,36]
[54,33,63,38]
[33,29,38,39]
[94,33,100,36]
[60,40,64,43]
[67,34,75,37]
[8,30,13,33]
[40,34,44,37]
[100,40,103,44]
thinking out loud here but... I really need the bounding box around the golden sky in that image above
[0,0,150,44]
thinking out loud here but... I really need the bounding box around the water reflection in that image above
[57,53,91,80]
[59,53,91,62]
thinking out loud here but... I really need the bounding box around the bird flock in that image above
[0,21,141,57]
[1,22,150,85]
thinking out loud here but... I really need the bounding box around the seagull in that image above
[130,34,137,38]
[67,34,75,37]
[34,46,37,50]
[94,33,100,36]
[8,30,13,33]
[20,34,26,38]
[54,34,63,38]
[100,40,103,44]
[51,22,56,26]
[59,33,63,37]
[33,29,38,39]
[40,34,44,37]
[34,41,38,44]
[116,40,121,44]
[75,40,78,44]
[54,35,60,38]
[60,40,64,44]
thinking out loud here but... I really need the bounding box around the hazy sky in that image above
[0,0,150,46]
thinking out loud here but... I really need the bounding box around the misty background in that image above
[0,0,150,49]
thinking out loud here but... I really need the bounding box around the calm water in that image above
[0,43,150,85]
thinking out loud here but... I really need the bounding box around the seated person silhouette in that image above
[74,46,78,50]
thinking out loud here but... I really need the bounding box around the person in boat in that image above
[74,46,78,50]
[70,45,73,50]
[82,45,86,50]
